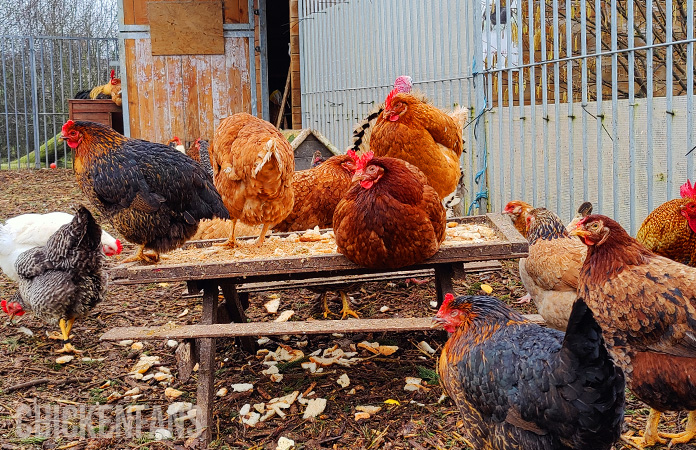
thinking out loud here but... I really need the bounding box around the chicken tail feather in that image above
[254,138,284,177]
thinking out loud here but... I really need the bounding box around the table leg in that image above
[196,282,217,446]
[434,264,456,308]
[219,281,257,353]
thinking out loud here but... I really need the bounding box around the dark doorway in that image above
[266,2,292,129]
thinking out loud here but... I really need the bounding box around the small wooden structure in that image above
[101,213,528,445]
[283,128,340,170]
[68,99,124,134]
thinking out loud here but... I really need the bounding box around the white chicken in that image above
[0,212,121,281]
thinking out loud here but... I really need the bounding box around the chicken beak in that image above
[569,228,590,238]
[351,171,364,183]
[431,316,447,329]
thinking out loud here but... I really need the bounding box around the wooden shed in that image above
[118,0,302,144]
[283,129,340,170]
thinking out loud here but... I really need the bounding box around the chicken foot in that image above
[55,318,82,354]
[621,409,666,449]
[659,410,696,446]
[321,292,332,319]
[515,293,532,304]
[339,291,359,320]
[121,246,159,264]
[254,223,271,247]
[217,219,238,248]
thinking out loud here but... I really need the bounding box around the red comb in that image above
[384,87,399,110]
[347,149,358,161]
[355,151,374,171]
[110,69,115,80]
[680,180,696,199]
[61,120,75,134]
[443,293,455,306]
[115,239,123,255]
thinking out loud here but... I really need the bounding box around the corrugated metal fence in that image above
[298,0,695,235]
[0,36,119,170]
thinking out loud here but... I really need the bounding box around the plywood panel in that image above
[149,1,224,55]
[124,39,141,138]
[223,0,248,24]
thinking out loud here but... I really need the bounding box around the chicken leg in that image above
[55,318,81,354]
[339,291,359,319]
[254,223,271,247]
[122,245,159,264]
[218,219,238,248]
[659,410,696,446]
[321,292,332,318]
[621,409,666,449]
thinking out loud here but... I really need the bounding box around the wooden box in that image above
[68,99,124,134]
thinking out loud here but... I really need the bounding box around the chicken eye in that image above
[449,310,459,318]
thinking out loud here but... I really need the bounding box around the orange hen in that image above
[636,179,696,266]
[210,113,294,247]
[274,154,357,233]
[368,89,466,200]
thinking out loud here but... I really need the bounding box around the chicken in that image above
[333,152,446,272]
[566,201,593,232]
[273,154,357,233]
[571,214,696,448]
[189,138,214,178]
[73,70,122,106]
[349,75,414,155]
[368,88,467,201]
[4,206,105,353]
[210,113,294,248]
[0,211,121,281]
[166,136,186,154]
[636,179,696,267]
[433,294,625,450]
[310,150,325,168]
[502,200,534,237]
[191,218,260,241]
[61,120,229,263]
[516,208,587,331]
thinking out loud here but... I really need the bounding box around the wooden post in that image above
[434,264,456,307]
[196,281,218,445]
[219,281,257,352]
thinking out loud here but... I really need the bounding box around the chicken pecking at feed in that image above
[571,214,696,448]
[210,113,294,248]
[433,294,625,450]
[333,153,446,270]
[4,206,106,354]
[368,87,467,201]
[1,211,121,281]
[273,154,357,233]
[61,120,229,264]
[636,179,696,267]
[516,208,586,331]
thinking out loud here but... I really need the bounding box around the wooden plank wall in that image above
[124,37,252,143]
[123,0,248,25]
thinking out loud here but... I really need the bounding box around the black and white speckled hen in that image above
[6,206,106,354]
[433,294,625,450]
[61,120,229,264]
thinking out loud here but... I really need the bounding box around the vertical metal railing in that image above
[0,36,118,170]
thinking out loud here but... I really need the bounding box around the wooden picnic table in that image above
[101,213,528,444]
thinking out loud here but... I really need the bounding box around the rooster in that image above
[636,179,696,266]
[210,113,294,248]
[571,215,696,448]
[368,87,467,202]
[516,208,586,331]
[4,206,105,354]
[434,294,624,450]
[74,70,122,106]
[60,120,229,263]
[1,211,121,281]
[333,152,446,272]
[273,154,357,233]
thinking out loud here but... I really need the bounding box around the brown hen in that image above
[636,179,696,267]
[503,200,534,238]
[210,113,294,247]
[273,154,356,233]
[571,214,696,448]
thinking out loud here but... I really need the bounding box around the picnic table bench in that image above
[101,213,529,444]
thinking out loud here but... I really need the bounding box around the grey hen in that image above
[10,206,105,353]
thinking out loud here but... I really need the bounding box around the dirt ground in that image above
[0,169,693,450]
